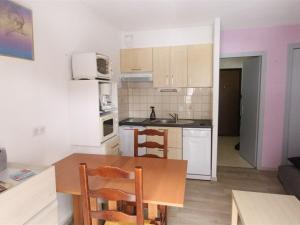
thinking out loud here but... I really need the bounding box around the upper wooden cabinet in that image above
[187,44,213,87]
[153,46,188,88]
[153,47,170,87]
[170,46,188,87]
[121,44,213,87]
[120,48,153,73]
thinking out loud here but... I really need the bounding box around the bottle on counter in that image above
[150,106,156,120]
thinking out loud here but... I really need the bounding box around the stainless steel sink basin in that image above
[176,119,194,125]
[153,119,176,124]
[152,119,194,125]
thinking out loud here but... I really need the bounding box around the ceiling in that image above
[81,0,300,31]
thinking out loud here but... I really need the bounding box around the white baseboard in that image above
[187,174,212,180]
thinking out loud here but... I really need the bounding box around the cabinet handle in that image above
[131,68,142,71]
[171,75,174,85]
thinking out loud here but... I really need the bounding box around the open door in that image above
[239,57,261,167]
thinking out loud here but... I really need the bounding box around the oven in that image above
[99,113,117,143]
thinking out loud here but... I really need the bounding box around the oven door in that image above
[100,114,116,143]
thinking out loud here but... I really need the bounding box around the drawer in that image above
[147,147,182,160]
[0,166,56,224]
[25,200,58,225]
[168,148,183,160]
[147,148,164,158]
[104,136,120,155]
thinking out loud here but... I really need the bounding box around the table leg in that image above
[90,198,99,225]
[148,204,158,220]
[231,198,238,225]
[73,195,83,225]
[159,205,167,225]
[108,200,117,210]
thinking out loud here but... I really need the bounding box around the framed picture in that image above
[0,0,34,60]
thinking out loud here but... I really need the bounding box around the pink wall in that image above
[221,25,300,169]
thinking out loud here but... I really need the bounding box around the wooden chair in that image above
[79,163,159,225]
[133,129,168,225]
[134,129,168,159]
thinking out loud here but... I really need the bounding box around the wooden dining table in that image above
[54,153,187,225]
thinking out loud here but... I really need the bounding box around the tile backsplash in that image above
[118,86,212,120]
[118,87,129,120]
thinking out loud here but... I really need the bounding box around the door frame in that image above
[282,43,300,164]
[219,52,267,169]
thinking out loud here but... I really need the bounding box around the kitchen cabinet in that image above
[187,44,213,87]
[153,46,187,88]
[153,47,170,87]
[120,48,153,73]
[146,126,182,160]
[170,46,188,87]
[102,136,120,155]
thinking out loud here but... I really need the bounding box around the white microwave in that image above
[72,52,112,80]
[99,113,117,143]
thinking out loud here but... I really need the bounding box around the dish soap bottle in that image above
[150,106,156,120]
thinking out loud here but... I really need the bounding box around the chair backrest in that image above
[79,163,144,225]
[134,129,168,158]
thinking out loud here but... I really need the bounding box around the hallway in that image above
[217,136,253,168]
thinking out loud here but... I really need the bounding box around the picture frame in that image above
[0,0,34,60]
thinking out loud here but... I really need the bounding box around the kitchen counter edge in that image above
[119,118,212,128]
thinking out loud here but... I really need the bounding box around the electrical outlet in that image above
[33,126,46,136]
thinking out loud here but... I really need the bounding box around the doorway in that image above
[218,56,262,168]
[283,45,300,163]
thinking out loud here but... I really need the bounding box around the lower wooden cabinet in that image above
[146,126,182,160]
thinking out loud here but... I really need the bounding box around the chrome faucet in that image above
[169,113,179,122]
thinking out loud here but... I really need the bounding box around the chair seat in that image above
[105,220,152,225]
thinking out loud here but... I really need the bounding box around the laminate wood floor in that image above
[70,167,285,225]
[168,166,285,225]
[218,136,253,168]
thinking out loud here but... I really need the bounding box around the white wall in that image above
[0,1,120,224]
[121,26,213,48]
[211,18,221,181]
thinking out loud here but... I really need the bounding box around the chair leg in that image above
[159,205,167,225]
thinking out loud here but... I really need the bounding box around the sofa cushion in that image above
[278,165,300,199]
[288,157,300,170]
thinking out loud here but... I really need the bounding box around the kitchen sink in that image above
[152,119,194,125]
[176,120,194,125]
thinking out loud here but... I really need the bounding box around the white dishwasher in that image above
[183,128,212,180]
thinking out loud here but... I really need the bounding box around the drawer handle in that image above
[111,144,119,149]
[132,68,141,71]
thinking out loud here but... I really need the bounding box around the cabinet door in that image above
[120,48,153,73]
[187,44,213,87]
[146,127,182,148]
[170,46,188,87]
[147,147,182,160]
[153,47,170,87]
[168,147,182,160]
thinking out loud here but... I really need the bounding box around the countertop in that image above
[119,118,212,128]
